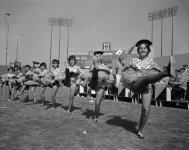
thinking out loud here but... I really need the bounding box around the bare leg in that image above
[40,87,46,105]
[31,86,37,103]
[137,84,153,139]
[19,85,26,94]
[94,88,105,122]
[81,72,92,87]
[68,84,78,113]
[131,72,167,94]
[10,86,16,100]
[24,89,29,102]
[9,81,16,100]
[8,82,12,100]
[51,85,59,108]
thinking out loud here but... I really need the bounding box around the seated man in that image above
[170,69,189,100]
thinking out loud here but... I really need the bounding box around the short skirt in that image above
[89,69,113,90]
[122,66,160,88]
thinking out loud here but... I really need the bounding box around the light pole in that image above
[66,19,73,59]
[148,6,177,57]
[49,25,53,72]
[4,13,10,100]
[48,18,59,71]
[58,24,61,61]
[5,13,10,69]
[48,18,73,67]
[16,32,19,61]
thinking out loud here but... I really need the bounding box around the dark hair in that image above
[15,67,22,71]
[183,64,188,67]
[94,51,104,55]
[137,43,151,55]
[40,62,47,69]
[25,65,31,69]
[52,59,59,67]
[52,59,59,64]
[68,55,77,65]
[7,67,14,71]
[33,61,40,64]
[180,68,185,71]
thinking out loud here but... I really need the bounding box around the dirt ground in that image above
[0,86,189,150]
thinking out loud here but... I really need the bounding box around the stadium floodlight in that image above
[148,6,177,57]
[4,13,11,100]
[16,32,19,61]
[48,18,73,71]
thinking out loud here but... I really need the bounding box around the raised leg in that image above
[131,72,167,94]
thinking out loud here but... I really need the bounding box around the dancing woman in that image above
[64,55,85,113]
[17,65,32,102]
[30,61,41,103]
[82,51,114,122]
[37,62,48,105]
[46,59,64,108]
[8,67,23,100]
[121,39,174,139]
[1,67,16,101]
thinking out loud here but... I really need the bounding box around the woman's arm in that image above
[126,44,136,55]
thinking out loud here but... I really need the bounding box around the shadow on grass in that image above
[61,105,82,113]
[45,102,63,110]
[106,115,138,134]
[24,99,37,105]
[25,99,51,105]
[82,109,104,118]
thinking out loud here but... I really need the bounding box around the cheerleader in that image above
[121,39,174,139]
[64,55,85,113]
[21,61,40,103]
[9,67,23,100]
[82,51,114,122]
[1,67,16,101]
[44,59,64,108]
[38,62,48,105]
[18,65,31,101]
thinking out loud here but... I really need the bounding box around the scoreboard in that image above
[73,51,137,69]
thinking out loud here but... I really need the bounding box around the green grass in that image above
[0,86,189,150]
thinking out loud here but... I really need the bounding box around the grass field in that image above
[0,86,189,150]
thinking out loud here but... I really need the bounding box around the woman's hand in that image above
[126,43,136,55]
[149,45,154,52]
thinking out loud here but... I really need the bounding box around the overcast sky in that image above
[0,0,188,68]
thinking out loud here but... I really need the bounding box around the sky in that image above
[0,0,188,68]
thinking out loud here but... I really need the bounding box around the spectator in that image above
[183,64,188,71]
[114,57,124,87]
[170,67,189,100]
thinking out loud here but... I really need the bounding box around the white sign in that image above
[103,42,111,51]
[115,49,123,55]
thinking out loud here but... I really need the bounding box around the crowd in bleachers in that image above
[168,64,189,100]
